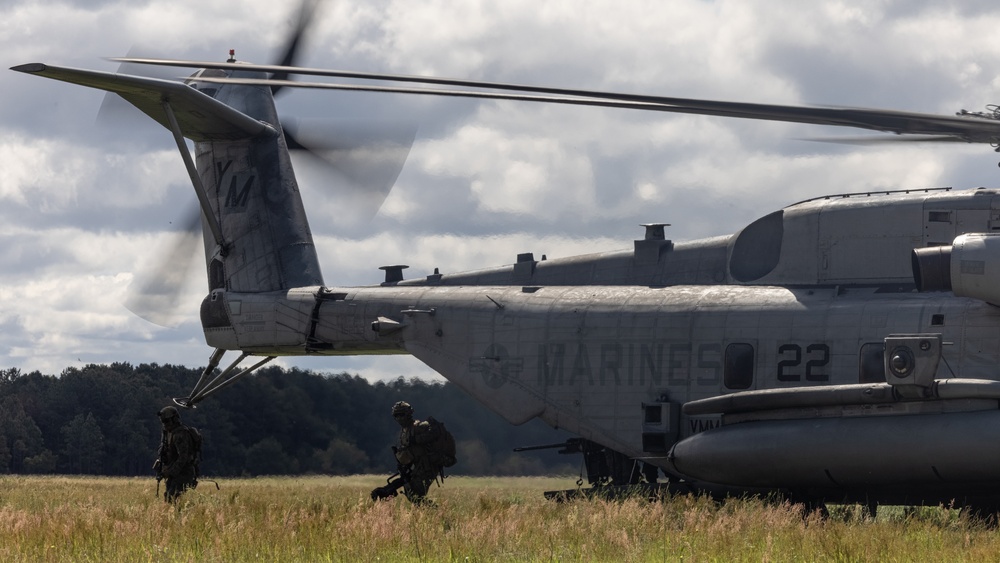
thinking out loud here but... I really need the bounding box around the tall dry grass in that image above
[0,475,997,561]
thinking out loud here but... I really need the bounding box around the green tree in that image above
[22,449,57,473]
[457,439,492,475]
[314,438,370,474]
[0,398,44,472]
[0,435,10,473]
[60,412,105,474]
[245,437,298,476]
[0,362,574,477]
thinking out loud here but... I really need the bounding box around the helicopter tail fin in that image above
[12,63,325,301]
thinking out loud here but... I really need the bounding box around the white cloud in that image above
[4,0,1000,383]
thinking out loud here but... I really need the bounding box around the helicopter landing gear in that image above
[515,438,668,500]
[174,348,275,408]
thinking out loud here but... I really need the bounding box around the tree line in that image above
[0,364,576,478]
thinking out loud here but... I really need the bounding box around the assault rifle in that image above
[371,464,411,500]
[153,431,167,497]
[153,458,163,497]
[370,446,412,501]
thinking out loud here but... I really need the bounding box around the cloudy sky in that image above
[4,0,1000,382]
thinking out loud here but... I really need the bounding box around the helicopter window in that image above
[927,211,952,223]
[858,343,885,383]
[643,404,662,425]
[724,343,754,390]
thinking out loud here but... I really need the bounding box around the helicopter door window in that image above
[724,343,754,390]
[858,343,885,383]
[209,258,225,291]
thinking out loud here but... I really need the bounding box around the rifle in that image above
[371,449,413,501]
[153,458,163,497]
[153,429,167,497]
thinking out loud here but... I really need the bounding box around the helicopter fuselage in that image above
[195,272,1000,503]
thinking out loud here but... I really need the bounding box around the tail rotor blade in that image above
[124,204,203,327]
[271,0,323,96]
[285,118,417,218]
[100,49,201,325]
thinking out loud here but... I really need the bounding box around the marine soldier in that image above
[154,406,198,503]
[392,401,441,504]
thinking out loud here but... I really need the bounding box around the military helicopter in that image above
[15,6,1000,514]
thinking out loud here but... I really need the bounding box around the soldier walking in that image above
[154,406,198,503]
[392,401,439,504]
[370,401,457,503]
[397,401,458,504]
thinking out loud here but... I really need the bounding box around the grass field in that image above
[0,474,998,561]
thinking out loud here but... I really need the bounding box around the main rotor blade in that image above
[800,134,972,146]
[192,76,704,112]
[113,56,1000,144]
[191,75,1000,145]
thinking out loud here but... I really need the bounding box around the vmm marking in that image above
[216,160,256,211]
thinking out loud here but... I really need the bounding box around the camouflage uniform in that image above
[156,406,197,503]
[393,402,441,504]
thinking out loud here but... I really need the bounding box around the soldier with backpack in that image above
[371,401,457,504]
[154,406,200,503]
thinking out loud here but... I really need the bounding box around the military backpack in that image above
[425,417,457,468]
[184,425,203,480]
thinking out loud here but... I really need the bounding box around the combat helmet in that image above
[158,405,180,422]
[392,401,414,418]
